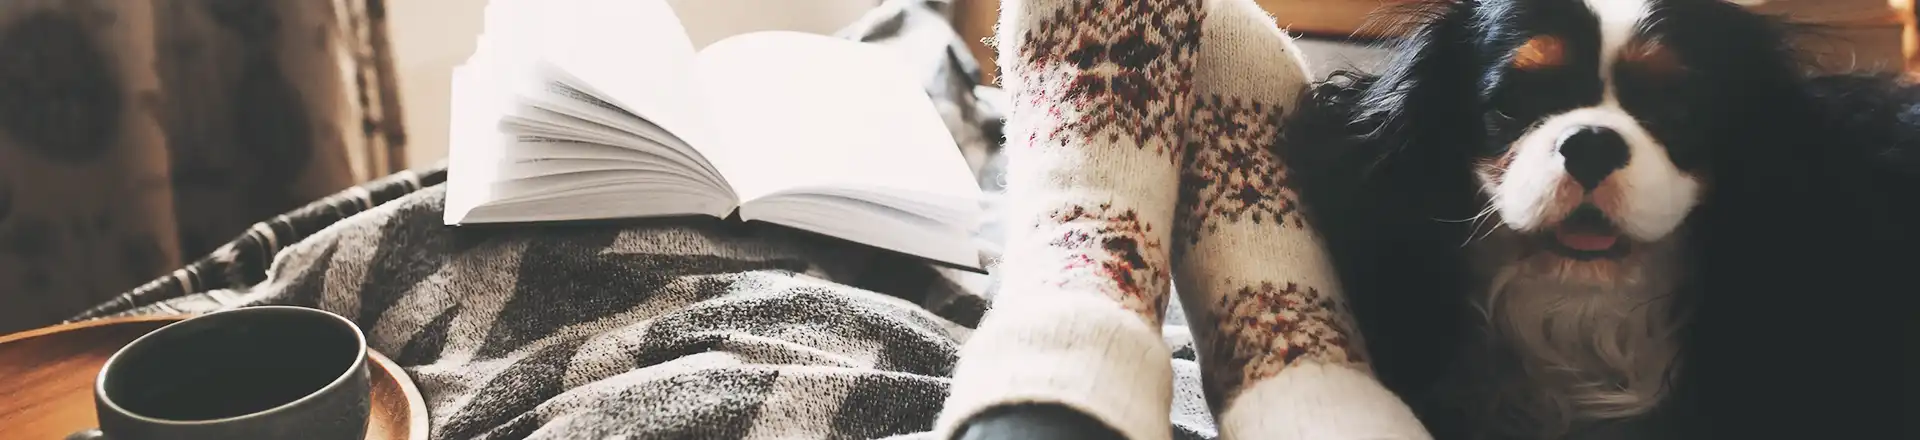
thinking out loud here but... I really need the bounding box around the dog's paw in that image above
[954,403,1128,440]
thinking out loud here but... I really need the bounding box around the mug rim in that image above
[92,306,369,426]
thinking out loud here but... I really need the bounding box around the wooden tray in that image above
[0,316,429,440]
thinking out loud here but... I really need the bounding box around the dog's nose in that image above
[1558,126,1630,190]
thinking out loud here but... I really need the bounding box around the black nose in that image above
[1558,126,1630,190]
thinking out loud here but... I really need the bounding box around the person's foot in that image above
[954,403,1127,440]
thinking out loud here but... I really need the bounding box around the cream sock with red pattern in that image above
[934,0,1431,439]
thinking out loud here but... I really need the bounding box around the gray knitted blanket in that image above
[85,179,1214,440]
[66,1,1225,438]
[104,183,947,439]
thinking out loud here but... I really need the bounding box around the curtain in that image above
[0,0,405,334]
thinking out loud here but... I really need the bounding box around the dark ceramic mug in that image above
[66,306,371,440]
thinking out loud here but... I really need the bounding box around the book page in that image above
[689,31,980,211]
[447,1,737,226]
[445,61,508,224]
[506,0,714,149]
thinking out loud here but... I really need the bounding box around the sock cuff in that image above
[935,291,1175,440]
[1216,362,1432,440]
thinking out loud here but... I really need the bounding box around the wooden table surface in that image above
[0,316,431,440]
[0,316,181,436]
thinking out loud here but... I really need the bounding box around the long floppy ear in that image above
[1328,0,1487,223]
[1271,0,1487,416]
[1356,0,1484,153]
[1284,0,1481,190]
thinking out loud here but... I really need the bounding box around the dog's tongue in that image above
[1556,229,1619,251]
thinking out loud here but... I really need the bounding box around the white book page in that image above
[689,31,980,211]
[449,0,734,225]
[501,81,731,193]
[445,61,509,224]
[740,195,980,269]
[513,0,714,151]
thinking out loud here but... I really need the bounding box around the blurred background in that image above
[391,0,1908,167]
[0,0,1910,333]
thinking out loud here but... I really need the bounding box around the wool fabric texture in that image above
[936,1,1432,439]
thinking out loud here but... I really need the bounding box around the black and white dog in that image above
[1280,0,1917,438]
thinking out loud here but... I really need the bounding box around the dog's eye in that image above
[1480,110,1523,155]
[1488,91,1544,125]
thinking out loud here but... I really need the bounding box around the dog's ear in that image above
[1357,0,1482,147]
[1271,1,1487,402]
[1284,0,1487,220]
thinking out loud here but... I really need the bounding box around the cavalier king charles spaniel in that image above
[1279,0,1917,438]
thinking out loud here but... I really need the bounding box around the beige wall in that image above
[389,0,482,169]
[388,0,881,168]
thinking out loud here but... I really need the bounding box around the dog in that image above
[1278,0,1918,438]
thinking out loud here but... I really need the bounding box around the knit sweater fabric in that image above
[934,1,1431,439]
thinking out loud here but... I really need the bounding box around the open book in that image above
[445,0,984,269]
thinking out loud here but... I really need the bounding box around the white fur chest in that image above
[1461,235,1689,436]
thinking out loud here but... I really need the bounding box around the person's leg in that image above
[931,0,1200,439]
[936,0,1431,439]
[1167,2,1428,438]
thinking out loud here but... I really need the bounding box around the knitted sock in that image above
[934,0,1196,438]
[1173,1,1429,438]
[935,1,1430,439]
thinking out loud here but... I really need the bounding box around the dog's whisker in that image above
[1438,201,1500,223]
[1472,216,1503,243]
[1460,201,1500,246]
[1466,196,1506,246]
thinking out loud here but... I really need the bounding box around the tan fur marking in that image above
[1513,35,1567,71]
[1548,177,1584,221]
[1621,39,1682,78]
[1589,178,1628,216]
[1480,151,1517,186]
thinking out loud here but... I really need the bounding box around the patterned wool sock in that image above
[935,1,1431,439]
[1172,0,1431,438]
